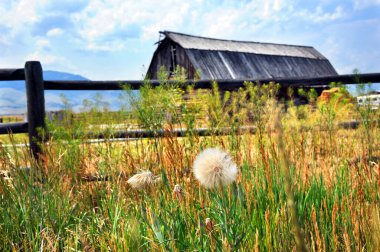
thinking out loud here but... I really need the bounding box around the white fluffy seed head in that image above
[127,171,160,190]
[172,184,183,200]
[173,184,182,193]
[193,148,238,189]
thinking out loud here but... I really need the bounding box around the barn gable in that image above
[147,31,338,80]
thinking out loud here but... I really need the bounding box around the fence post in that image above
[24,61,46,160]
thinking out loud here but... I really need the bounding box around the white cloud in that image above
[44,92,65,111]
[0,88,26,115]
[295,5,345,23]
[353,0,380,10]
[201,9,248,38]
[25,51,72,69]
[47,28,64,37]
[0,0,45,35]
[71,0,191,50]
[0,88,26,105]
[274,0,285,11]
[85,41,125,52]
[178,0,293,39]
[36,38,51,49]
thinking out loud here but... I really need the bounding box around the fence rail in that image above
[43,72,380,91]
[0,122,28,134]
[1,61,380,159]
[76,126,257,139]
[0,68,25,81]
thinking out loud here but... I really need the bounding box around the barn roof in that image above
[162,31,326,60]
[159,31,338,80]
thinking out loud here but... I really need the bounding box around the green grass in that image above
[0,82,379,251]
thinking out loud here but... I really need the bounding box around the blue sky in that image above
[0,0,379,81]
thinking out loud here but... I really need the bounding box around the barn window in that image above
[169,44,177,75]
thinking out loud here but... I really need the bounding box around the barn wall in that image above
[147,39,196,79]
[176,46,196,79]
[146,40,172,79]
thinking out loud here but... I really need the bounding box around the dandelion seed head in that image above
[173,184,183,200]
[173,184,182,193]
[127,171,160,190]
[193,148,238,189]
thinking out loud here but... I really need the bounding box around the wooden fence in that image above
[1,61,380,159]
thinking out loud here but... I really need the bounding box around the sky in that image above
[0,0,380,81]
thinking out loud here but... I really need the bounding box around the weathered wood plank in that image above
[70,119,380,141]
[0,122,28,134]
[69,126,256,139]
[25,61,46,159]
[73,126,256,139]
[0,68,25,81]
[44,80,142,90]
[43,73,380,91]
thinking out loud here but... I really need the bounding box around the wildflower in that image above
[193,148,238,188]
[172,184,183,201]
[127,171,160,190]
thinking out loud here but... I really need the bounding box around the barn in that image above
[147,31,338,81]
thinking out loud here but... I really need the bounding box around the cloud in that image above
[353,0,380,10]
[0,0,346,54]
[33,14,72,36]
[291,4,345,23]
[24,38,65,65]
[0,88,26,115]
[0,88,26,106]
[44,0,89,14]
[72,0,191,50]
[44,92,65,111]
[84,41,125,52]
[36,38,51,50]
[47,28,64,37]
[25,51,70,67]
[0,0,41,35]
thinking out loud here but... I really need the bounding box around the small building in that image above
[356,91,380,109]
[147,31,338,81]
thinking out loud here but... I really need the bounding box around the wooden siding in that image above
[175,46,196,79]
[147,40,197,79]
[186,49,337,79]
[146,40,172,79]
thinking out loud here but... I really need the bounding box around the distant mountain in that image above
[0,70,132,115]
[0,70,88,90]
[44,70,88,81]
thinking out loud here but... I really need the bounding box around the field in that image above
[0,81,379,251]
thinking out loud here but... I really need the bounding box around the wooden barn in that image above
[147,31,338,81]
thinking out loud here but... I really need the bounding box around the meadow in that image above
[0,79,379,251]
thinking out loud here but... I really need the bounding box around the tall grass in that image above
[0,80,379,251]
